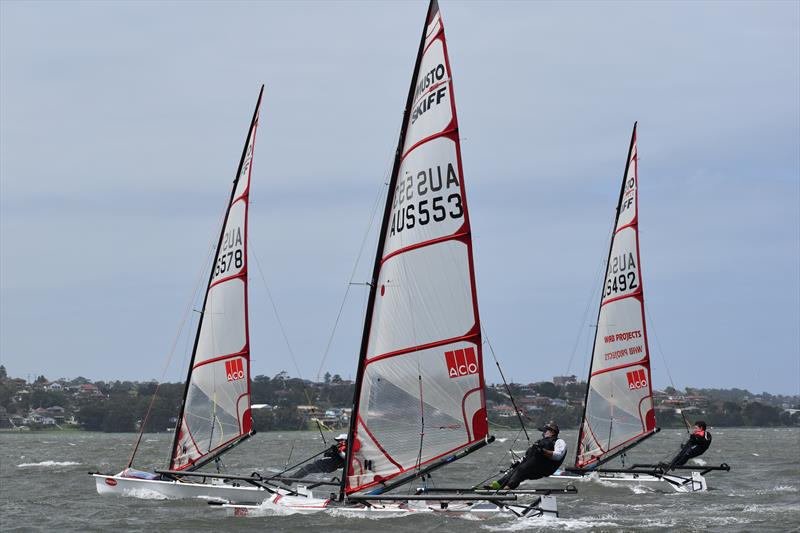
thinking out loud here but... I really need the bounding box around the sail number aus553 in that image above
[390,194,462,236]
[389,162,464,237]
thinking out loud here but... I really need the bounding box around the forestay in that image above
[576,123,656,469]
[344,0,487,494]
[170,88,263,471]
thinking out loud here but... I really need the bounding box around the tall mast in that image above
[341,0,487,498]
[575,122,657,469]
[169,86,264,471]
[339,0,438,501]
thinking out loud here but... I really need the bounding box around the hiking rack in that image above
[346,494,517,502]
[153,469,336,495]
[419,485,578,496]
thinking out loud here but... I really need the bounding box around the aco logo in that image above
[626,369,648,390]
[225,358,245,382]
[445,347,478,378]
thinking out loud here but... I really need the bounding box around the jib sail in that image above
[169,87,263,471]
[575,123,656,469]
[343,0,487,495]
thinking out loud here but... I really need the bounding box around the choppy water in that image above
[1,428,798,532]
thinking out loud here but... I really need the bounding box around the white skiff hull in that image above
[550,470,708,492]
[219,493,559,519]
[93,473,271,502]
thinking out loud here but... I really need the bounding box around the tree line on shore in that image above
[1,366,797,433]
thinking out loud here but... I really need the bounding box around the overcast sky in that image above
[1,1,798,394]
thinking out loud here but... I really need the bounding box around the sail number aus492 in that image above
[604,252,638,297]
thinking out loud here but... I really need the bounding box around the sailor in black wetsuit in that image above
[291,434,347,479]
[668,420,712,470]
[488,421,567,490]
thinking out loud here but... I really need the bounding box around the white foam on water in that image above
[689,458,707,466]
[17,460,80,468]
[773,485,798,492]
[743,503,799,515]
[327,507,409,520]
[495,438,508,443]
[579,473,622,489]
[484,514,620,531]
[751,453,760,456]
[123,488,170,500]
[68,443,76,446]
[630,484,650,494]
[232,502,295,517]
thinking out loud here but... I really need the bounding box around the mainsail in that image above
[343,0,487,494]
[575,123,656,469]
[170,87,264,471]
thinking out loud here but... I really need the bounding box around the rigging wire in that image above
[127,240,216,468]
[248,237,327,443]
[314,115,402,384]
[564,256,608,375]
[644,299,692,436]
[314,181,387,382]
[564,217,616,376]
[481,327,530,444]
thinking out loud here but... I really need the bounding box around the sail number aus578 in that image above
[215,249,243,277]
[215,226,244,277]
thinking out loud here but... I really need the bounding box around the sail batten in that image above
[575,123,656,470]
[169,87,264,471]
[342,0,486,496]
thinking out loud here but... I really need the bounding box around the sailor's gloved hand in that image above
[511,459,521,468]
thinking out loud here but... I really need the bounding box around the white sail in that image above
[170,88,263,471]
[344,0,487,494]
[576,123,656,469]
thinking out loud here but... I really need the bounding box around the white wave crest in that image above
[484,514,620,531]
[122,488,170,500]
[327,507,409,520]
[743,503,800,515]
[689,458,707,466]
[17,460,80,468]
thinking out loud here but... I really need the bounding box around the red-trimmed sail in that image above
[575,123,656,469]
[344,0,487,494]
[169,88,263,471]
